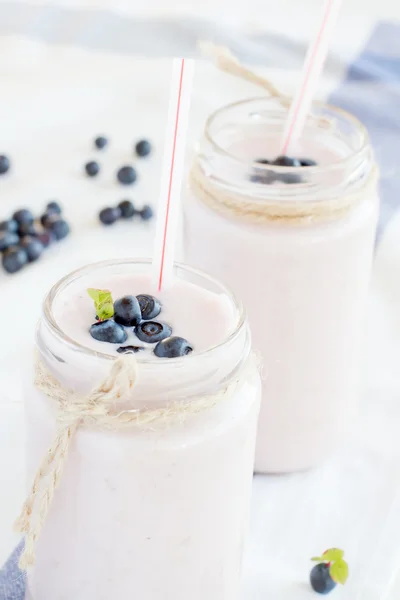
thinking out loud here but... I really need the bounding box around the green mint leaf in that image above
[323,548,344,563]
[329,559,349,585]
[87,288,114,320]
[311,556,325,562]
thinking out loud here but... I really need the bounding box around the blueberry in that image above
[117,165,137,185]
[85,161,100,177]
[272,156,301,167]
[37,231,55,248]
[114,295,141,326]
[137,294,161,320]
[94,136,108,150]
[135,140,152,157]
[118,200,136,219]
[19,236,44,262]
[0,155,10,175]
[99,207,121,225]
[89,320,128,344]
[12,209,34,225]
[46,201,62,215]
[300,158,318,167]
[154,336,193,358]
[310,564,337,595]
[40,212,57,228]
[18,222,38,237]
[255,158,271,164]
[0,232,20,252]
[48,219,70,240]
[139,205,153,221]
[2,247,28,273]
[0,219,18,233]
[135,321,172,344]
[117,345,145,354]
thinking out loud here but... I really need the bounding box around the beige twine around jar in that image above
[14,353,252,570]
[194,42,378,225]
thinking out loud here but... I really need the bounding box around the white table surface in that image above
[0,42,400,600]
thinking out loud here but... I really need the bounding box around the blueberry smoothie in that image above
[25,259,261,600]
[184,98,378,473]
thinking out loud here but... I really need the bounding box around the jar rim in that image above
[204,96,371,178]
[41,258,247,366]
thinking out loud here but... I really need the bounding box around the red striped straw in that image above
[280,0,343,155]
[152,58,194,291]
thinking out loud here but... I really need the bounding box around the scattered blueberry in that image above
[114,295,142,327]
[18,222,38,237]
[0,219,18,233]
[19,236,44,262]
[37,231,55,248]
[12,209,34,225]
[117,345,145,354]
[272,156,301,167]
[46,201,62,215]
[89,320,128,344]
[137,294,161,320]
[139,205,153,221]
[40,212,58,228]
[117,165,137,185]
[99,207,121,225]
[48,219,70,241]
[135,140,152,157]
[255,158,271,165]
[118,200,136,219]
[94,136,108,150]
[0,232,20,252]
[85,161,100,177]
[135,321,172,344]
[0,155,10,175]
[154,336,193,358]
[310,564,337,595]
[300,158,318,167]
[2,247,28,273]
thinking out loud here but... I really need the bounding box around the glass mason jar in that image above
[24,259,261,600]
[184,97,379,474]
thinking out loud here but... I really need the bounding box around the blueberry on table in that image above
[48,219,70,241]
[139,205,153,221]
[40,212,58,228]
[85,161,100,177]
[117,345,145,354]
[137,294,161,320]
[135,140,152,157]
[46,201,62,215]
[37,231,55,248]
[12,209,34,225]
[0,155,10,174]
[154,336,193,358]
[99,207,121,225]
[94,136,108,150]
[310,564,336,595]
[19,236,44,262]
[0,232,20,252]
[0,219,18,233]
[114,295,142,327]
[118,200,136,219]
[2,247,28,273]
[117,165,137,185]
[18,222,38,237]
[90,320,128,344]
[135,321,172,344]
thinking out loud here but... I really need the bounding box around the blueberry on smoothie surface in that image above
[272,155,301,167]
[117,345,145,354]
[300,158,318,167]
[117,165,137,185]
[0,155,10,175]
[114,295,142,327]
[89,320,128,344]
[135,321,172,344]
[154,336,193,358]
[137,294,161,320]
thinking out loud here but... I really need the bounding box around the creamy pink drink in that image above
[24,259,261,600]
[184,98,378,473]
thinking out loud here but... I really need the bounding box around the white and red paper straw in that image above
[280,0,343,155]
[152,58,194,291]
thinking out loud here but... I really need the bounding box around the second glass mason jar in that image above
[24,259,261,600]
[184,97,379,473]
